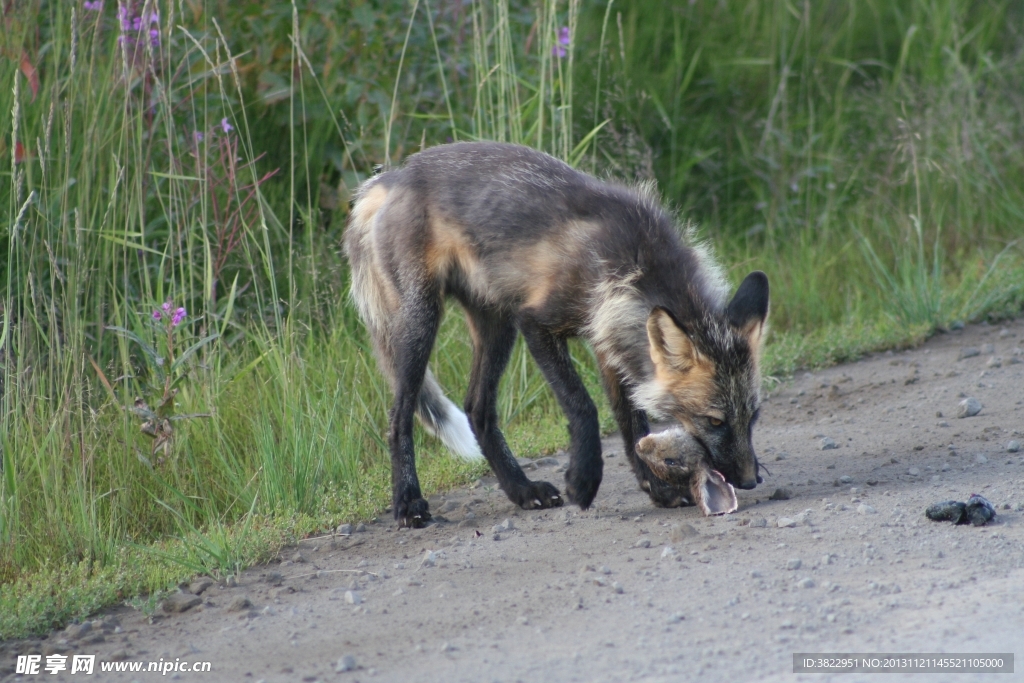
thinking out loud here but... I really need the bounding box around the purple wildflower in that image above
[220,118,233,134]
[118,5,132,30]
[193,131,204,144]
[552,27,570,58]
[150,28,160,47]
[171,307,187,327]
[162,301,172,314]
[84,1,103,11]
[152,309,162,321]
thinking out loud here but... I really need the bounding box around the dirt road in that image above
[4,320,1024,683]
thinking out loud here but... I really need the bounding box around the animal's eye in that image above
[708,417,724,427]
[663,458,679,467]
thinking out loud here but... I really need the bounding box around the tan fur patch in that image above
[351,184,388,229]
[652,352,717,416]
[520,238,563,309]
[424,216,487,294]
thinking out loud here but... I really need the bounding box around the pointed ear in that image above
[726,271,770,349]
[647,307,702,373]
[693,468,738,516]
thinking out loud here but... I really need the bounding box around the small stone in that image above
[907,467,921,476]
[163,593,202,614]
[64,622,92,640]
[667,612,685,624]
[950,320,965,330]
[634,538,651,548]
[226,595,253,612]
[1007,441,1021,453]
[336,523,353,535]
[669,524,699,543]
[786,558,802,570]
[420,550,437,568]
[974,454,988,464]
[612,581,624,594]
[356,523,367,533]
[959,347,980,360]
[291,551,306,563]
[264,572,283,586]
[661,546,676,558]
[821,437,838,450]
[839,475,853,484]
[748,517,767,528]
[986,357,1002,368]
[798,578,816,589]
[857,504,877,515]
[775,452,789,461]
[981,343,995,354]
[336,655,357,673]
[345,591,362,605]
[492,518,514,533]
[189,578,214,595]
[769,488,792,501]
[957,397,982,418]
[777,517,796,528]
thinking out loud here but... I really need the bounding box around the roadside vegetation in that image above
[1,0,1022,639]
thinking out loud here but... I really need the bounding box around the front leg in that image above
[599,360,687,508]
[519,317,603,509]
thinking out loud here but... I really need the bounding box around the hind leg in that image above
[518,316,602,509]
[463,308,563,509]
[388,292,443,528]
[599,361,687,508]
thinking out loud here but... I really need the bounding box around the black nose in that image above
[756,474,764,484]
[736,479,758,490]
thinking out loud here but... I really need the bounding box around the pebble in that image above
[420,550,437,568]
[957,397,982,418]
[907,467,921,476]
[975,454,988,464]
[959,347,981,359]
[264,572,283,586]
[839,475,853,484]
[64,622,92,640]
[356,523,367,533]
[798,578,816,589]
[669,524,699,542]
[777,517,797,528]
[986,357,1002,368]
[492,518,514,533]
[793,509,813,526]
[189,578,214,595]
[769,488,792,501]
[162,593,202,614]
[821,437,838,450]
[775,452,789,460]
[661,546,677,558]
[857,504,877,515]
[612,581,624,594]
[345,591,362,605]
[291,551,307,563]
[667,613,685,624]
[786,558,802,570]
[336,655,358,673]
[337,523,353,535]
[635,538,651,548]
[226,595,253,612]
[1008,441,1022,453]
[749,517,768,528]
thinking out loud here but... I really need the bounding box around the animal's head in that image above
[643,271,769,490]
[635,428,738,515]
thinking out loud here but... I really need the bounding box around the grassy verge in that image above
[2,0,1022,640]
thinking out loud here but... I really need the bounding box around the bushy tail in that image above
[345,179,482,462]
[416,370,483,461]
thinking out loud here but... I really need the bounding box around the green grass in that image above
[1,0,1022,640]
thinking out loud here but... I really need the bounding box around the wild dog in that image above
[344,141,768,527]
[635,427,738,516]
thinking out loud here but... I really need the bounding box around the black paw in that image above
[565,462,603,509]
[394,496,431,528]
[640,478,690,508]
[511,481,564,510]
